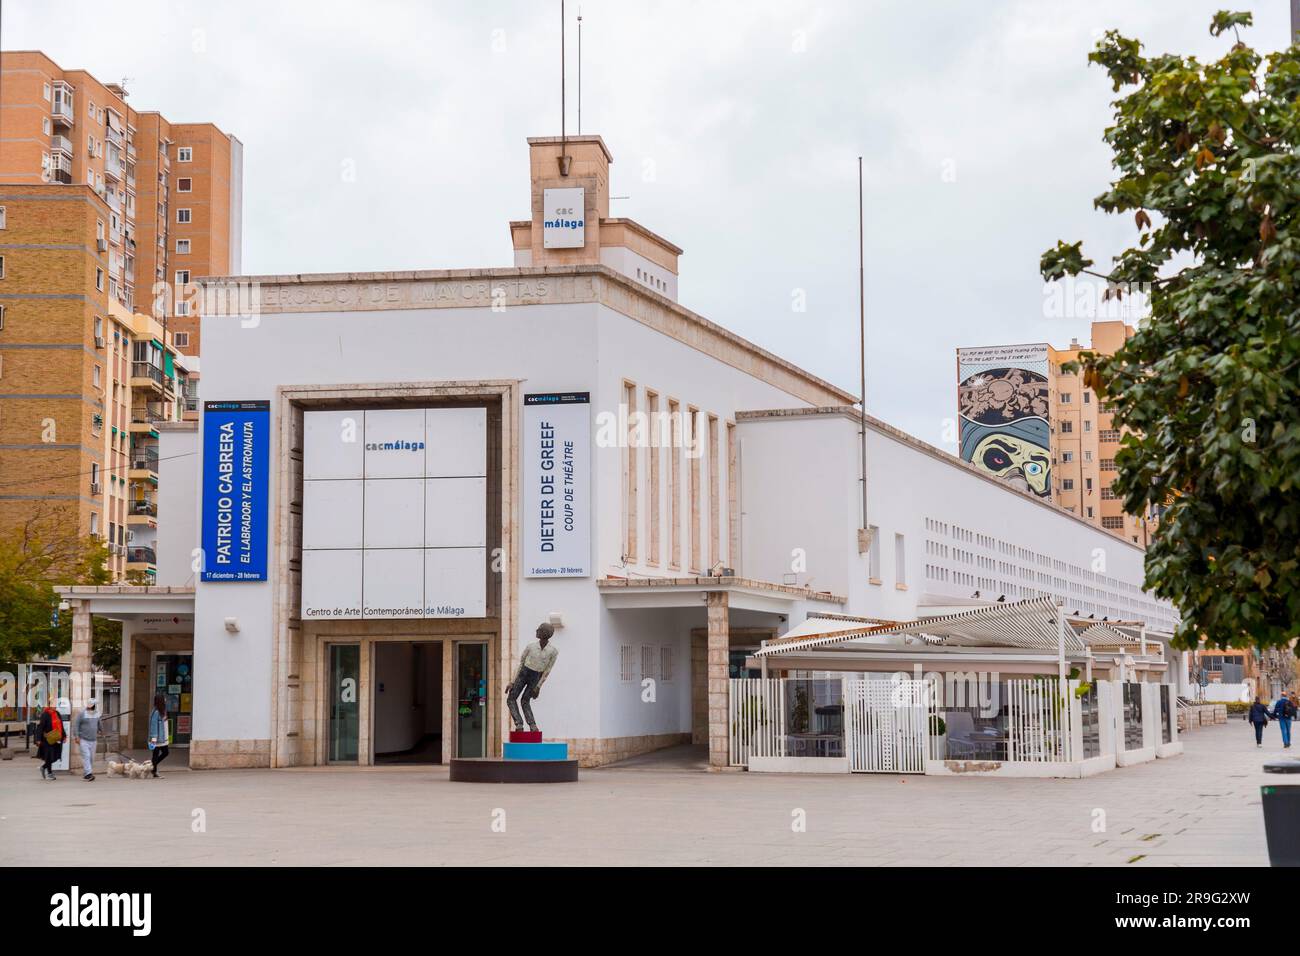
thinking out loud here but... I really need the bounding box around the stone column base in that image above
[190,739,272,769]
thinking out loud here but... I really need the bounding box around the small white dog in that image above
[106,759,154,779]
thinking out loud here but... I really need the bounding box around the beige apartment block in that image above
[0,50,242,355]
[0,184,192,578]
[0,51,230,576]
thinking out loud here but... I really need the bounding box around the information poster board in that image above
[523,392,590,577]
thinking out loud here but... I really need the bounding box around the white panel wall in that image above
[156,427,199,587]
[301,407,486,620]
[737,411,1176,629]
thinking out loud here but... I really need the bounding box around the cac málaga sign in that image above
[523,392,590,577]
[542,187,585,249]
[201,400,269,581]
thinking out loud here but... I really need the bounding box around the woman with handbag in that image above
[148,695,171,778]
[37,704,64,780]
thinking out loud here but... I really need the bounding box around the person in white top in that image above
[506,622,559,733]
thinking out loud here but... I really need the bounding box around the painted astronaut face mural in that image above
[969,430,1050,496]
[956,349,1053,500]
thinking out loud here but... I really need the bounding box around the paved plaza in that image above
[0,722,1276,866]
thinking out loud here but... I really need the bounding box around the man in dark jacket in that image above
[1270,692,1295,749]
[1249,697,1271,747]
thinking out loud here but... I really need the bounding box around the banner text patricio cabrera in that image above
[210,418,258,578]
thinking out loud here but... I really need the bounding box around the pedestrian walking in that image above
[37,704,64,780]
[148,695,170,778]
[1249,696,1271,747]
[1271,691,1296,749]
[72,698,101,780]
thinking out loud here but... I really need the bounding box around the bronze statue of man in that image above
[506,622,559,733]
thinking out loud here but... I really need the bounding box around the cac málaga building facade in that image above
[60,135,1184,773]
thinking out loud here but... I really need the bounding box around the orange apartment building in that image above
[0,51,238,577]
[957,320,1158,546]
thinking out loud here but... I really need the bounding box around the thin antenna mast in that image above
[558,0,571,175]
[858,156,871,551]
[577,7,582,133]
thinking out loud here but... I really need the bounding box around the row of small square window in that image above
[618,645,675,683]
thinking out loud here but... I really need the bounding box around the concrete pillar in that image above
[1178,650,1193,698]
[70,601,92,708]
[707,591,729,768]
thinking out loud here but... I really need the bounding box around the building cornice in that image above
[200,264,856,407]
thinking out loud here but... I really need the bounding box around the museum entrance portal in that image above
[372,641,443,765]
[325,637,494,765]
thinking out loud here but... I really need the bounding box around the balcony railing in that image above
[130,499,158,517]
[126,547,157,565]
[50,134,73,155]
[51,97,74,124]
[132,451,159,472]
[132,362,164,386]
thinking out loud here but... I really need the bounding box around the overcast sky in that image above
[6,1,1290,446]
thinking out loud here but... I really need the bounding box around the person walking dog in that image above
[72,698,101,780]
[37,704,64,780]
[148,695,170,778]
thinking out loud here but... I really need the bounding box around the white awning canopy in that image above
[758,597,1089,657]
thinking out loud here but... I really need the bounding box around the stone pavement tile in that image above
[0,722,1274,866]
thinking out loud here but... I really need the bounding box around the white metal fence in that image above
[1006,678,1076,763]
[728,678,786,767]
[845,678,931,773]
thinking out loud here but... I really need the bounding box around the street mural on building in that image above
[957,344,1052,499]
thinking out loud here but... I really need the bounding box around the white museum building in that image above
[59,135,1187,776]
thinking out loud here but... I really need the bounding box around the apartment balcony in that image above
[50,134,74,156]
[131,361,166,394]
[105,125,124,148]
[128,497,158,520]
[47,152,73,185]
[51,99,75,127]
[125,547,157,571]
[129,467,158,486]
[104,153,124,181]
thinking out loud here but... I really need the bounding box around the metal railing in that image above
[132,362,164,385]
[126,547,156,565]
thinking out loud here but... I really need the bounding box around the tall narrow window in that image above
[726,421,739,573]
[868,525,881,581]
[895,533,907,587]
[668,399,681,569]
[647,390,661,566]
[622,381,638,562]
[708,415,720,572]
[688,406,701,573]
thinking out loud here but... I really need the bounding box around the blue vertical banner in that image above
[201,400,270,581]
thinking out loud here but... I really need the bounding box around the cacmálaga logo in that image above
[365,439,425,452]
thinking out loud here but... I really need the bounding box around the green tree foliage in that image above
[1041,12,1300,653]
[0,508,114,665]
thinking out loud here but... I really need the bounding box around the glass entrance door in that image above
[328,644,360,762]
[455,643,488,758]
[152,652,194,747]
